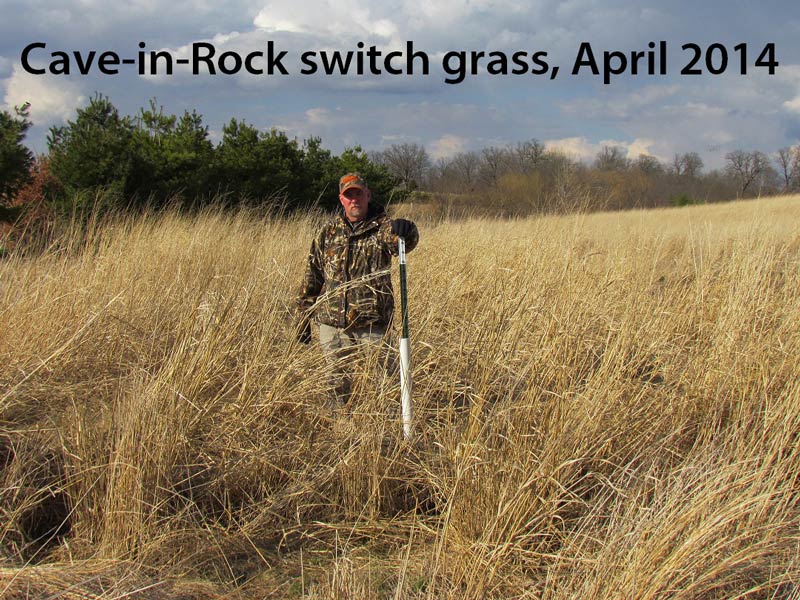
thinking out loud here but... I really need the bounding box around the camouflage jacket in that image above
[296,203,419,330]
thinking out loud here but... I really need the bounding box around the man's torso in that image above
[314,205,396,329]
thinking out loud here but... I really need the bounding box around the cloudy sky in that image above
[2,0,799,169]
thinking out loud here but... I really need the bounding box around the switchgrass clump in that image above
[1,196,798,598]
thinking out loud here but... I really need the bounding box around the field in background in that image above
[1,196,799,598]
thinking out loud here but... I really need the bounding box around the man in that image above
[295,172,419,402]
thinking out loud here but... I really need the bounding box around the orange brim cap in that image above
[339,173,367,193]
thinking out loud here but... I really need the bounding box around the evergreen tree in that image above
[47,94,137,205]
[213,119,305,206]
[132,100,214,205]
[0,102,34,206]
[300,136,338,208]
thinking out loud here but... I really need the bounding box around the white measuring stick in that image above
[398,237,413,440]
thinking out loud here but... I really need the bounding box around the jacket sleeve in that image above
[295,228,326,327]
[381,218,419,255]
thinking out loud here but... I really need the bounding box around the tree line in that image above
[2,94,799,223]
[370,141,800,215]
[1,94,402,217]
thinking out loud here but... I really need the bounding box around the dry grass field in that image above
[1,195,799,598]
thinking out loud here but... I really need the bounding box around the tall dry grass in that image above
[0,196,799,598]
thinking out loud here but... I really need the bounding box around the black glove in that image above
[391,218,414,238]
[296,322,312,345]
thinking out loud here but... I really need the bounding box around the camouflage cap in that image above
[339,172,368,193]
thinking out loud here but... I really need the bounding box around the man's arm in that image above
[295,229,326,341]
[384,218,419,254]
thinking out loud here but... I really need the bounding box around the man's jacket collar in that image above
[336,203,387,234]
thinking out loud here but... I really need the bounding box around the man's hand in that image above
[391,218,414,238]
[296,322,312,345]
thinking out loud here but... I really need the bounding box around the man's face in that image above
[339,186,370,222]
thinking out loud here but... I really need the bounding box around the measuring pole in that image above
[398,237,413,440]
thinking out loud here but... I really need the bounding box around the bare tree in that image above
[551,156,588,212]
[427,156,458,193]
[451,151,481,192]
[511,139,546,174]
[775,146,800,192]
[376,143,431,191]
[479,146,510,187]
[725,150,772,196]
[670,152,703,178]
[681,152,704,178]
[634,154,665,176]
[594,145,630,171]
[671,153,684,177]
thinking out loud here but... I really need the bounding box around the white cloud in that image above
[429,134,468,159]
[305,107,331,125]
[624,138,656,158]
[402,0,503,27]
[272,102,483,152]
[543,137,596,161]
[253,0,399,42]
[777,65,800,114]
[2,65,85,125]
[544,136,657,162]
[250,0,544,52]
[784,97,800,114]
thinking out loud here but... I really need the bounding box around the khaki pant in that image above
[318,323,392,406]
